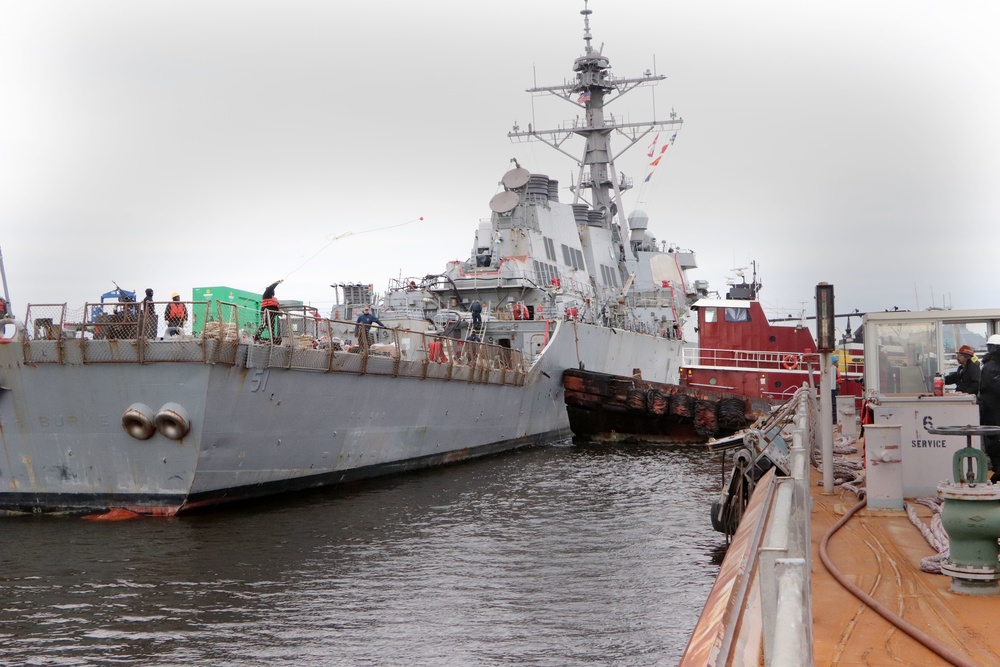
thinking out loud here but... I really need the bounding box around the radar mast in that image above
[508,0,682,261]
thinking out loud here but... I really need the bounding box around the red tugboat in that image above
[681,271,821,402]
[563,267,864,443]
[680,268,863,403]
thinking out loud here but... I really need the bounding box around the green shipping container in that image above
[191,286,261,335]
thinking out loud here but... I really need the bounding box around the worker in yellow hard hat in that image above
[164,291,188,337]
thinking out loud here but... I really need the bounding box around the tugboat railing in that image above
[681,347,865,389]
[682,346,824,373]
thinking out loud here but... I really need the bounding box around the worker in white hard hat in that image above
[981,334,1000,482]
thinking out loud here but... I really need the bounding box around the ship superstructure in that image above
[375,0,703,346]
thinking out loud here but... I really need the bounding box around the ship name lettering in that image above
[250,369,269,393]
[911,439,947,448]
[38,415,108,428]
[0,416,27,429]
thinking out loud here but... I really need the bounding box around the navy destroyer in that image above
[0,2,706,515]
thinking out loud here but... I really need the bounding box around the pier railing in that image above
[13,302,528,387]
[680,388,816,666]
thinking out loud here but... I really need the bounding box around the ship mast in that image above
[508,0,682,261]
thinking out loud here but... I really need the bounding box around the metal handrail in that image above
[15,301,529,386]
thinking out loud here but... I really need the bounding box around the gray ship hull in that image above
[0,321,681,514]
[2,3,702,515]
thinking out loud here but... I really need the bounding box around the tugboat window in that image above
[725,307,750,323]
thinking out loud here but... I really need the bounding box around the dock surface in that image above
[811,463,998,667]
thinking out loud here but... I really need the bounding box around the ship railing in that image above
[630,294,681,309]
[682,346,823,373]
[841,362,864,377]
[604,316,678,338]
[262,315,527,384]
[13,303,527,386]
[21,302,210,364]
[380,306,427,320]
[215,307,528,384]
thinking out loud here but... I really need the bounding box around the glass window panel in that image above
[725,307,750,323]
[873,321,937,394]
[941,321,989,378]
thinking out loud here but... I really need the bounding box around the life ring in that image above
[0,319,23,344]
[782,354,799,370]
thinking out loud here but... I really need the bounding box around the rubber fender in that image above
[121,403,156,440]
[711,500,733,534]
[154,402,191,440]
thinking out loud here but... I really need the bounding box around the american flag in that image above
[577,90,591,104]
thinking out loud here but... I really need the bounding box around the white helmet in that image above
[989,334,1000,346]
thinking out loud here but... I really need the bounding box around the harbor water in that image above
[0,440,726,666]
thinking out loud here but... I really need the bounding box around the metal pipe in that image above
[0,245,11,309]
[821,352,834,493]
[770,558,811,666]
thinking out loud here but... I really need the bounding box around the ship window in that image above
[600,264,613,286]
[704,308,717,323]
[725,307,750,323]
[600,264,620,288]
[561,244,572,267]
[574,248,584,270]
[534,260,559,286]
[544,237,556,261]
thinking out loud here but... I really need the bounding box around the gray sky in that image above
[1,0,997,326]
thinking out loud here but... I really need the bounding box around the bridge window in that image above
[725,308,750,323]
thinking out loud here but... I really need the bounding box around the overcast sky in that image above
[1,0,997,331]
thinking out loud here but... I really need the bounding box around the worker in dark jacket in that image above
[354,307,384,349]
[980,335,1000,482]
[470,300,483,328]
[255,279,283,343]
[944,344,981,394]
[139,288,158,339]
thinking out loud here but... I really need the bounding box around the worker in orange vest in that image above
[164,292,188,337]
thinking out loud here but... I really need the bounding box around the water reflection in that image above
[0,441,726,666]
